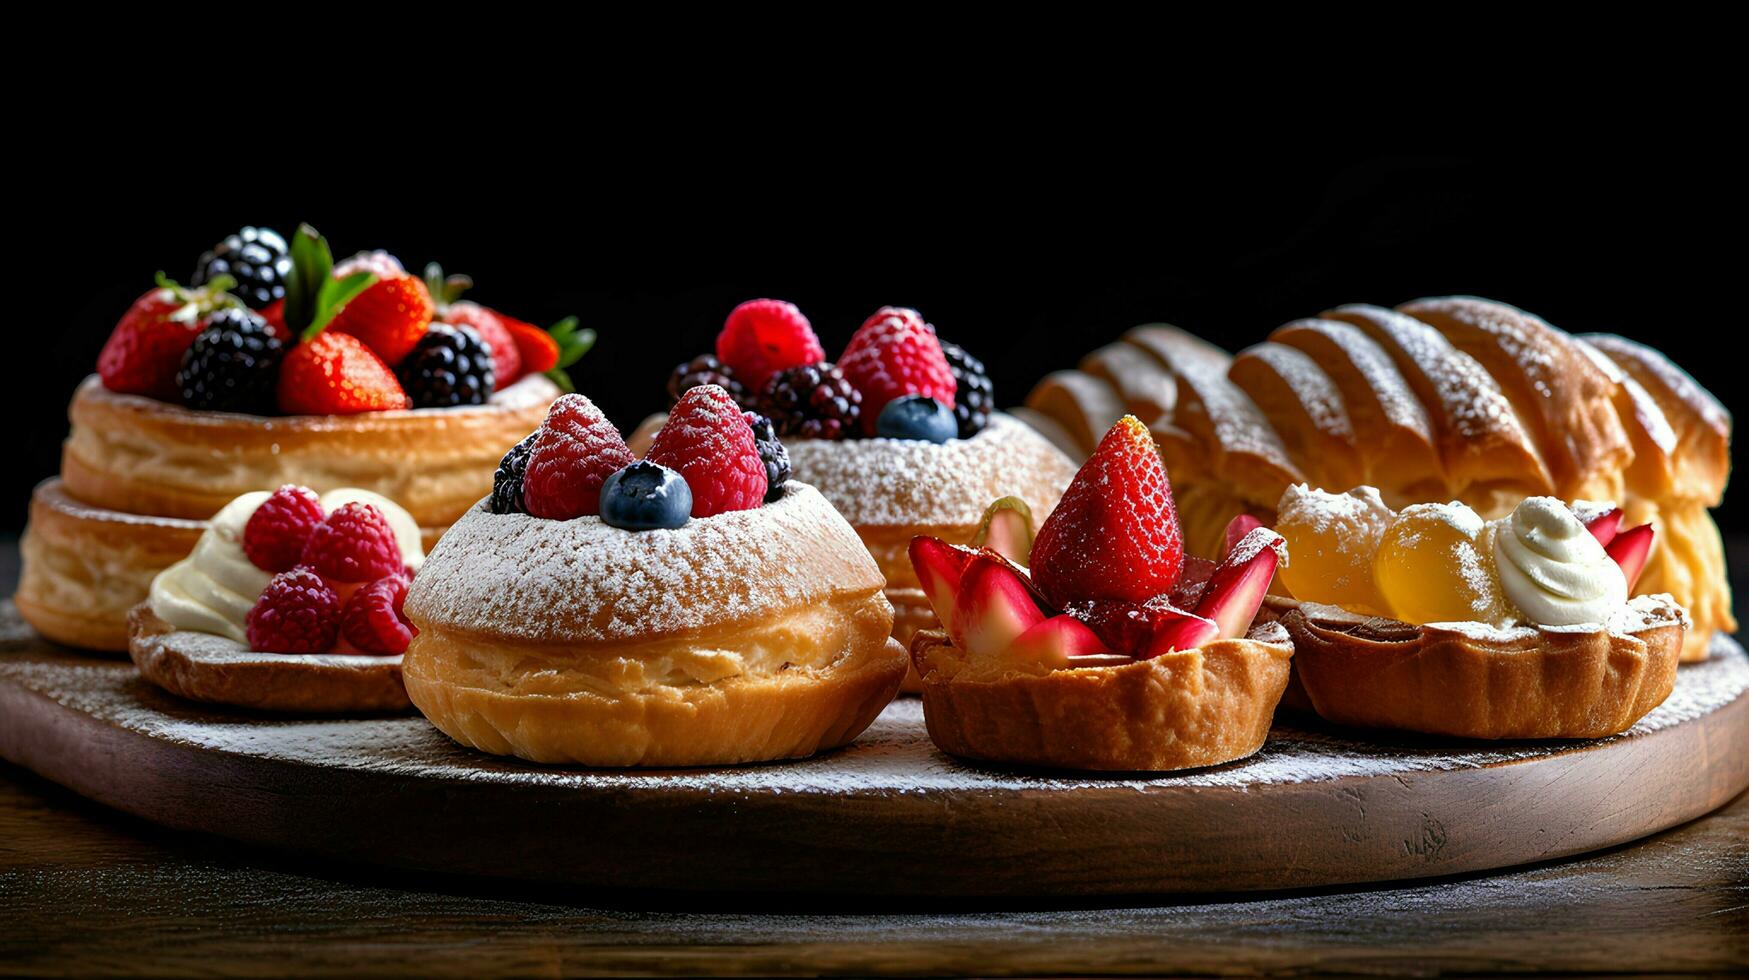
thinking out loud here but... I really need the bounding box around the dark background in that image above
[9,152,1737,532]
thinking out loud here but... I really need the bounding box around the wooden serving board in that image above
[1,602,1745,897]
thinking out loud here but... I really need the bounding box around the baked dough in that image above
[401,484,907,766]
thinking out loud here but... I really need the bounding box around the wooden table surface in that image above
[3,539,1747,977]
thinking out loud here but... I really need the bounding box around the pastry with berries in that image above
[126,485,428,713]
[400,389,906,766]
[633,301,1078,690]
[907,416,1295,772]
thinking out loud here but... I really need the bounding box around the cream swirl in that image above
[1491,496,1627,626]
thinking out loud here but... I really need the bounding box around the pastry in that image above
[128,485,427,713]
[909,416,1293,772]
[15,224,583,651]
[641,301,1077,690]
[1022,297,1731,660]
[1272,484,1687,738]
[403,387,907,766]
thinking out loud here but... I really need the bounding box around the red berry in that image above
[504,316,560,374]
[522,393,636,519]
[341,573,417,655]
[276,331,412,415]
[837,306,957,435]
[243,485,327,573]
[442,301,522,383]
[1030,416,1184,609]
[328,273,434,366]
[715,299,824,391]
[645,384,767,517]
[97,283,233,400]
[246,566,342,654]
[300,502,404,583]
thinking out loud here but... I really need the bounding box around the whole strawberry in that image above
[1030,415,1184,609]
[838,306,956,436]
[246,566,342,654]
[327,271,434,366]
[441,300,522,384]
[645,384,767,517]
[277,332,411,415]
[716,299,825,391]
[97,277,241,400]
[522,393,637,519]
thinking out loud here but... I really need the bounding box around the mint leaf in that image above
[306,271,377,337]
[284,224,335,335]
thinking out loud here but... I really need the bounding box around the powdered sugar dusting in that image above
[1276,319,1434,443]
[1149,333,1302,480]
[1583,333,1730,435]
[1239,343,1354,441]
[1332,305,1529,442]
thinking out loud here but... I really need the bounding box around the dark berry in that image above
[875,394,957,443]
[491,431,537,514]
[940,341,993,438]
[668,353,749,408]
[175,307,284,414]
[758,362,861,440]
[743,411,791,503]
[192,226,292,310]
[399,324,496,408]
[600,461,692,531]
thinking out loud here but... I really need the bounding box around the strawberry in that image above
[504,315,560,374]
[1191,521,1285,640]
[716,299,825,391]
[440,300,522,383]
[327,272,433,366]
[97,277,240,400]
[1606,523,1654,590]
[645,384,768,517]
[522,393,636,519]
[1583,506,1624,546]
[838,307,957,435]
[950,554,1047,657]
[259,298,290,341]
[1030,415,1184,609]
[276,332,411,415]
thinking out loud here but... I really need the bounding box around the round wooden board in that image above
[1,602,1745,897]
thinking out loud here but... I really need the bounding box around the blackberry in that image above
[192,226,292,310]
[491,431,538,514]
[743,411,791,502]
[175,307,284,414]
[940,341,993,438]
[399,324,496,408]
[758,362,861,440]
[669,354,748,408]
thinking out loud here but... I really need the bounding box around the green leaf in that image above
[284,224,334,335]
[304,270,378,339]
[543,367,577,394]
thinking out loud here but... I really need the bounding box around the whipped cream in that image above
[1492,496,1627,627]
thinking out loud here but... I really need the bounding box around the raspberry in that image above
[715,299,825,391]
[837,306,957,435]
[243,485,328,573]
[246,566,341,654]
[341,573,417,655]
[300,502,404,583]
[645,385,767,517]
[522,393,636,519]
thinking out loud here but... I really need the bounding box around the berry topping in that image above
[940,340,994,438]
[1189,520,1286,641]
[1584,506,1625,546]
[1605,522,1655,590]
[910,536,977,635]
[669,354,748,408]
[333,250,405,279]
[1030,416,1184,610]
[838,306,957,436]
[715,299,824,390]
[599,461,693,531]
[246,566,341,654]
[743,411,791,502]
[327,270,434,366]
[175,307,285,414]
[646,384,769,517]
[950,553,1047,658]
[439,300,521,385]
[98,277,241,401]
[522,393,636,520]
[191,226,292,310]
[341,573,417,655]
[758,362,862,440]
[299,502,405,583]
[490,431,538,515]
[874,394,958,443]
[398,323,496,408]
[276,331,411,415]
[504,316,560,374]
[243,485,327,573]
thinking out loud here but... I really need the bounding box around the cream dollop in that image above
[1492,496,1627,627]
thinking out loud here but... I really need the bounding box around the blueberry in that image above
[875,395,958,443]
[599,461,692,531]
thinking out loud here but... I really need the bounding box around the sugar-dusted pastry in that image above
[1273,484,1686,739]
[908,416,1293,772]
[403,387,906,766]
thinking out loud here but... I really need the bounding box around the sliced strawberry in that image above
[1192,526,1285,639]
[1606,523,1654,591]
[1222,514,1266,559]
[951,554,1046,658]
[971,496,1036,567]
[908,536,976,633]
[1064,595,1179,654]
[1584,507,1624,547]
[504,316,561,374]
[1170,556,1217,610]
[1009,614,1109,667]
[1144,606,1221,656]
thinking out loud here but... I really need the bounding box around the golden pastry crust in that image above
[1280,599,1686,739]
[61,373,558,527]
[910,623,1295,772]
[128,605,411,713]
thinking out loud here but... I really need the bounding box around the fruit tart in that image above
[16,224,587,652]
[1271,484,1687,739]
[128,485,426,713]
[907,416,1294,772]
[636,300,1078,688]
[402,386,907,766]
